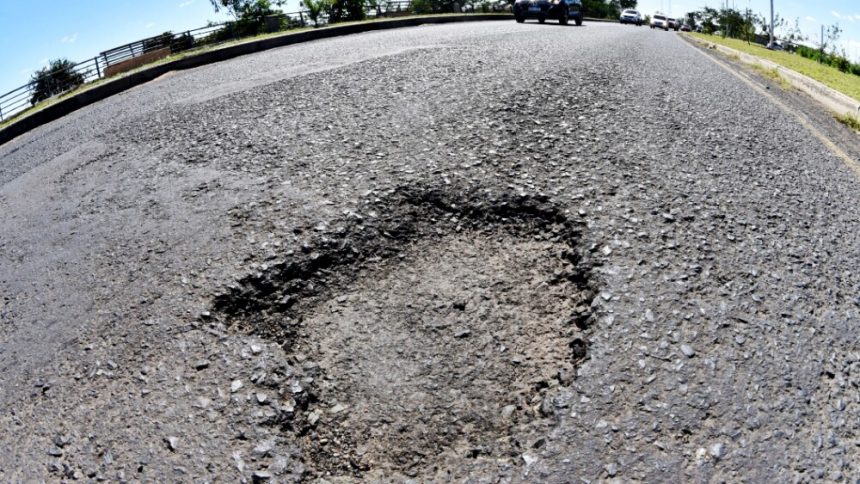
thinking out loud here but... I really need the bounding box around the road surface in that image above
[1,21,858,481]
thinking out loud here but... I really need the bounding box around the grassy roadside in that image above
[688,32,860,103]
[0,13,511,131]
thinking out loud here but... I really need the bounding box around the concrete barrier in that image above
[104,47,172,77]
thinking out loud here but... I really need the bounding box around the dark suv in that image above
[514,0,583,25]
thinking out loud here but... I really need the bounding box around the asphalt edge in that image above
[0,14,518,147]
[681,33,860,180]
[682,34,860,120]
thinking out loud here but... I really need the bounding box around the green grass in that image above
[748,63,792,90]
[689,32,860,103]
[835,112,860,132]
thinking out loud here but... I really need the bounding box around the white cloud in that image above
[179,0,195,6]
[60,33,78,44]
[804,16,815,23]
[831,11,841,18]
[145,22,156,28]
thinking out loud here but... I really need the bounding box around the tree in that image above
[327,0,366,22]
[209,0,282,19]
[30,59,86,105]
[684,11,698,29]
[618,0,636,8]
[209,0,284,35]
[301,0,330,26]
[582,0,621,19]
[823,23,842,56]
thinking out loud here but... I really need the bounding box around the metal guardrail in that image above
[0,0,442,124]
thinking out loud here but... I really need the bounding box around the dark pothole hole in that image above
[210,186,599,480]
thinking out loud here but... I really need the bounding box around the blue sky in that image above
[0,0,301,96]
[1,0,858,97]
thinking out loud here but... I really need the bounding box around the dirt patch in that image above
[210,186,598,480]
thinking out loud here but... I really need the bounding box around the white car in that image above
[650,14,669,30]
[619,9,642,26]
[667,17,680,31]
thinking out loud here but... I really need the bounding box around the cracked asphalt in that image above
[1,21,859,481]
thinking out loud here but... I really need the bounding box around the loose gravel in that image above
[0,22,859,482]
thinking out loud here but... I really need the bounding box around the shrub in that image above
[143,32,175,52]
[30,59,86,105]
[170,32,195,53]
[327,0,365,22]
[830,55,850,73]
[410,0,453,13]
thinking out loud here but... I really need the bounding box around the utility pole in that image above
[767,0,774,48]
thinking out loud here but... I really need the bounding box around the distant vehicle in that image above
[667,17,680,31]
[514,0,583,25]
[680,24,692,32]
[619,9,642,26]
[650,14,669,30]
[694,24,703,32]
[766,41,784,50]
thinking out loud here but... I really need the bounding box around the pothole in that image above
[211,187,597,480]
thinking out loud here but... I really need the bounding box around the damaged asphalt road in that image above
[1,21,859,481]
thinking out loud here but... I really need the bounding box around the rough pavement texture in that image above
[1,22,859,482]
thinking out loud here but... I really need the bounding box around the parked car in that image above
[680,24,692,32]
[667,17,680,31]
[619,9,642,26]
[514,0,583,25]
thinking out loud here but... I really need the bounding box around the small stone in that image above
[250,344,263,355]
[231,380,243,393]
[252,441,273,458]
[680,344,695,358]
[194,360,209,371]
[709,442,725,460]
[270,455,289,474]
[47,446,63,457]
[600,292,612,301]
[522,453,538,466]
[53,435,71,448]
[232,452,245,472]
[644,309,655,322]
[330,403,347,414]
[501,404,516,418]
[256,393,268,405]
[253,470,272,482]
[165,436,178,452]
[454,329,472,339]
[601,246,612,256]
[307,410,321,426]
[661,213,675,222]
[695,447,709,464]
[605,463,618,477]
